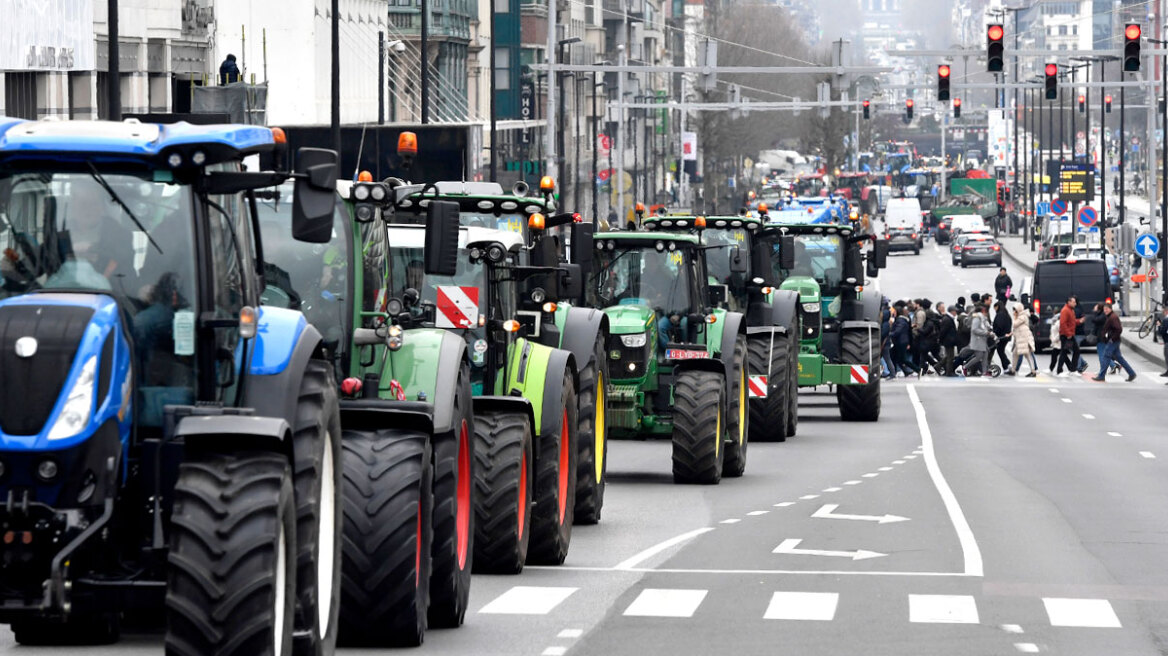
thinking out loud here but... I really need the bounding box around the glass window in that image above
[701,228,749,310]
[358,220,390,322]
[781,234,845,297]
[588,244,694,316]
[495,47,511,91]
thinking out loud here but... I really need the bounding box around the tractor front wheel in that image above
[837,329,882,422]
[746,333,791,443]
[529,372,579,565]
[671,369,726,485]
[429,368,475,628]
[574,337,608,524]
[472,412,533,574]
[722,336,750,477]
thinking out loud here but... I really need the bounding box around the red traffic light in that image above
[938,64,951,78]
[988,24,1004,41]
[953,98,962,107]
[1105,94,1113,103]
[862,100,870,107]
[1045,63,1058,76]
[1126,24,1141,40]
[1078,94,1085,102]
[906,99,914,107]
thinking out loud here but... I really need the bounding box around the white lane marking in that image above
[878,466,894,471]
[800,494,820,500]
[720,518,741,524]
[1001,624,1024,634]
[1082,414,1095,419]
[1048,388,1060,393]
[774,502,796,507]
[903,455,918,460]
[773,538,886,561]
[907,384,984,577]
[480,586,579,615]
[1014,645,1039,654]
[1042,598,1122,628]
[1109,432,1123,437]
[532,565,977,576]
[623,589,708,618]
[811,504,910,524]
[892,460,906,464]
[843,480,863,485]
[1061,398,1073,403]
[613,527,715,570]
[763,591,840,621]
[557,629,583,639]
[908,594,980,624]
[822,487,843,492]
[747,510,769,516]
[861,473,879,478]
[542,648,567,656]
[1140,451,1156,459]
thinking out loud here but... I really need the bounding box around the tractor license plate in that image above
[665,348,709,360]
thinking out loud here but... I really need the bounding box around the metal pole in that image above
[330,0,340,153]
[420,0,430,124]
[557,44,568,195]
[1162,49,1167,303]
[1120,84,1126,225]
[107,0,120,120]
[617,44,627,226]
[378,32,385,125]
[941,113,946,201]
[1100,61,1107,227]
[575,76,582,212]
[544,0,558,181]
[592,76,599,224]
[490,9,497,181]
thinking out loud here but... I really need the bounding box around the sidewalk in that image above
[997,234,1162,366]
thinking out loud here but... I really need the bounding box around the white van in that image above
[884,197,923,230]
[948,214,986,235]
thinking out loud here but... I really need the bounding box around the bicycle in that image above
[1136,298,1165,340]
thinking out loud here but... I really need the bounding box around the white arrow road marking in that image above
[772,538,887,561]
[811,504,910,524]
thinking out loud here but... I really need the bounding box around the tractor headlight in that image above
[620,333,647,348]
[353,184,371,201]
[36,459,59,482]
[802,302,820,313]
[369,184,388,201]
[48,355,97,441]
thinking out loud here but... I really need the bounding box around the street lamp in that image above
[556,37,582,207]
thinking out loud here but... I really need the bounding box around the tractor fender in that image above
[177,415,293,457]
[536,348,577,445]
[672,358,726,380]
[472,395,537,432]
[558,306,609,371]
[716,311,747,384]
[386,330,468,435]
[841,320,880,332]
[857,290,882,323]
[339,399,434,436]
[769,289,800,333]
[244,311,324,427]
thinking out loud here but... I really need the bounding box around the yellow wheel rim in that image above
[715,403,721,457]
[737,368,746,446]
[594,372,606,483]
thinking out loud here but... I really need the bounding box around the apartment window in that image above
[495,0,509,12]
[4,72,38,119]
[1059,25,1067,35]
[495,47,511,90]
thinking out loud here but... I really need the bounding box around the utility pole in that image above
[544,0,558,183]
[108,0,120,120]
[616,38,627,227]
[1120,84,1126,225]
[331,0,340,152]
[1100,60,1107,228]
[378,32,385,125]
[420,0,430,124]
[489,9,497,180]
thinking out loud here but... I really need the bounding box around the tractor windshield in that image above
[395,207,528,236]
[588,243,696,317]
[780,234,845,297]
[701,229,748,310]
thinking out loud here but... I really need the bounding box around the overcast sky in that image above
[814,0,958,50]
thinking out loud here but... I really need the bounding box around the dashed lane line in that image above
[1140,451,1156,459]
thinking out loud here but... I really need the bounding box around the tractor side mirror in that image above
[730,246,748,274]
[751,240,773,283]
[873,238,890,269]
[292,148,339,243]
[846,248,865,284]
[559,263,583,302]
[866,257,879,279]
[778,235,796,270]
[424,200,460,276]
[571,222,595,276]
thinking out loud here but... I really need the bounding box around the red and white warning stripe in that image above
[747,375,768,398]
[850,365,870,384]
[436,285,479,329]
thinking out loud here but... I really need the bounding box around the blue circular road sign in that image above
[1077,206,1097,227]
[1135,233,1161,259]
[1051,199,1067,215]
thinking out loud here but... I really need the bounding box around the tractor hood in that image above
[601,303,657,335]
[780,276,821,304]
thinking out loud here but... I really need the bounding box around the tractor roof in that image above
[394,181,553,214]
[387,222,527,252]
[759,222,857,238]
[642,215,763,232]
[594,231,700,245]
[0,117,275,165]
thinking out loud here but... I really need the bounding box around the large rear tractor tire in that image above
[472,412,534,574]
[291,360,342,656]
[746,333,791,443]
[837,329,882,422]
[786,332,799,437]
[165,452,297,656]
[722,336,750,478]
[528,372,579,565]
[338,430,433,647]
[671,369,726,485]
[429,368,474,628]
[574,337,608,525]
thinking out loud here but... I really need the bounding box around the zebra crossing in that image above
[478,585,1129,629]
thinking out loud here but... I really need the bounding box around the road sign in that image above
[1035,201,1050,216]
[1150,267,1160,280]
[1135,233,1161,259]
[1077,205,1097,227]
[1051,199,1067,215]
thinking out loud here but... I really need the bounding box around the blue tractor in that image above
[0,117,344,655]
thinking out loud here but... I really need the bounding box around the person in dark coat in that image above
[954,296,967,313]
[880,298,893,378]
[1092,303,1136,382]
[994,267,1013,304]
[938,303,959,376]
[889,304,915,377]
[219,54,241,85]
[916,301,942,375]
[992,301,1013,372]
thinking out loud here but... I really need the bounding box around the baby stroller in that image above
[953,333,1003,378]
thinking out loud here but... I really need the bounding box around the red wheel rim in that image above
[517,450,527,538]
[414,500,422,587]
[455,419,471,570]
[557,410,569,524]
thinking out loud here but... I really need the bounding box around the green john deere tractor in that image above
[641,212,801,443]
[382,217,585,574]
[587,229,750,484]
[257,179,475,645]
[758,216,889,421]
[390,179,611,523]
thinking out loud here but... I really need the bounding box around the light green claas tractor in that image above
[391,179,611,523]
[588,230,749,484]
[383,219,583,574]
[757,218,889,421]
[641,212,801,443]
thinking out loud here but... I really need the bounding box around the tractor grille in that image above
[0,304,94,435]
[606,384,641,430]
[606,334,649,379]
[801,307,821,341]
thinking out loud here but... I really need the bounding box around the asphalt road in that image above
[4,239,1168,655]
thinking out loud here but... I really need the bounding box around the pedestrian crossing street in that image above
[478,585,1129,629]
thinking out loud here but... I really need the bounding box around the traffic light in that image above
[862,99,870,119]
[1044,63,1058,100]
[1105,94,1113,113]
[1124,24,1141,72]
[987,24,1004,72]
[938,64,951,101]
[953,97,962,118]
[1078,94,1085,113]
[906,98,914,120]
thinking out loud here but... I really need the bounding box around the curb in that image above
[998,240,1162,366]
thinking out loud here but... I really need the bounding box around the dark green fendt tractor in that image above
[588,229,749,484]
[641,212,801,442]
[759,216,889,421]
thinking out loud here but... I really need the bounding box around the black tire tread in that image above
[528,371,578,565]
[837,330,882,421]
[429,367,474,628]
[671,370,725,484]
[746,333,791,442]
[722,336,749,477]
[573,337,607,525]
[472,412,533,574]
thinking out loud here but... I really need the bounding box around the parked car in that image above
[887,225,922,254]
[947,214,987,239]
[958,234,1002,268]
